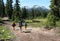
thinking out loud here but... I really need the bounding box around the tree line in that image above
[0,0,49,21]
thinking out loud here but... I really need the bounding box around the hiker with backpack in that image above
[19,20,23,32]
[12,22,16,30]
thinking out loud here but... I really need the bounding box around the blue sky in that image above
[4,0,50,9]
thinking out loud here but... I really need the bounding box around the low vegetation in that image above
[25,18,47,27]
[0,26,15,41]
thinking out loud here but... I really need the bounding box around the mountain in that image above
[26,6,49,12]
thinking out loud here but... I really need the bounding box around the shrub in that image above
[46,12,56,29]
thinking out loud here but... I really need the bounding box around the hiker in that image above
[19,20,23,32]
[12,22,16,30]
[25,22,27,30]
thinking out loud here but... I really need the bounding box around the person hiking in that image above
[12,22,16,30]
[19,20,23,32]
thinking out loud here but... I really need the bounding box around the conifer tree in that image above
[6,0,13,19]
[50,0,60,20]
[13,0,21,21]
[21,6,28,19]
[0,0,5,17]
[46,0,60,28]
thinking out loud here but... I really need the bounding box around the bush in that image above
[56,20,60,27]
[46,12,56,29]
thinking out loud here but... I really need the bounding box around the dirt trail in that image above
[4,22,60,41]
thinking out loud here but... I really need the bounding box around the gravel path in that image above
[4,22,60,41]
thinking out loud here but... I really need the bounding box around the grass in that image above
[0,26,15,40]
[25,18,47,27]
[25,18,60,28]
